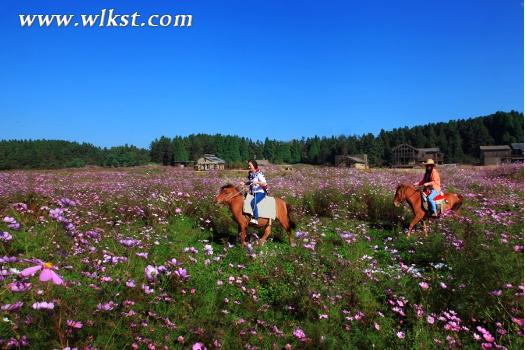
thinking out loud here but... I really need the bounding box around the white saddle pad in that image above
[243,194,277,220]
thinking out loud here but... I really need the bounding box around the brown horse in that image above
[393,184,463,237]
[215,184,296,246]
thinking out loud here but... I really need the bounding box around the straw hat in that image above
[423,159,436,166]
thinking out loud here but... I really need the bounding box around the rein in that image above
[399,185,420,204]
[223,190,243,203]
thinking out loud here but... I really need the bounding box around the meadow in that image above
[0,164,523,349]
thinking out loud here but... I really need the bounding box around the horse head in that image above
[393,183,411,207]
[215,184,242,204]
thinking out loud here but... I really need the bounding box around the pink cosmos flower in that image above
[20,261,63,285]
[489,290,502,297]
[67,320,83,329]
[293,328,306,341]
[396,331,405,339]
[511,317,523,327]
[192,343,207,350]
[419,282,429,290]
[427,316,435,324]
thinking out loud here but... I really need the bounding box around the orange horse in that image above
[215,184,296,246]
[393,184,463,237]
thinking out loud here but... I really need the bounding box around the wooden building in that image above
[392,144,444,168]
[510,143,524,162]
[194,154,226,171]
[334,154,369,169]
[479,145,511,165]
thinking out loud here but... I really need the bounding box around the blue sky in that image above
[0,0,523,148]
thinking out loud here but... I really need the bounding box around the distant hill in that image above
[0,111,522,170]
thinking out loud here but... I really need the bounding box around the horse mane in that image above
[221,183,241,191]
[396,183,414,191]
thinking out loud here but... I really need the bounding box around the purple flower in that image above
[1,301,23,312]
[396,331,405,339]
[183,247,198,254]
[204,244,213,255]
[295,231,308,239]
[174,268,189,280]
[144,265,158,282]
[142,284,154,294]
[8,281,32,292]
[126,279,136,288]
[3,216,20,230]
[96,301,116,311]
[339,231,357,243]
[119,238,141,248]
[59,198,76,207]
[32,301,55,310]
[0,231,12,242]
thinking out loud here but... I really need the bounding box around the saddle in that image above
[421,192,447,215]
[243,194,277,220]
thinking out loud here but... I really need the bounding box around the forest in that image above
[0,111,522,170]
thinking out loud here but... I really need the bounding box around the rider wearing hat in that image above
[239,159,267,225]
[414,159,441,217]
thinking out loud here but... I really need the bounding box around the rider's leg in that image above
[427,190,438,215]
[252,192,265,219]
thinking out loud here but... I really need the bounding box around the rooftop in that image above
[479,145,511,151]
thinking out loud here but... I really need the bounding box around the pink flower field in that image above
[0,164,523,349]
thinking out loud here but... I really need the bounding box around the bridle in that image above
[221,190,243,203]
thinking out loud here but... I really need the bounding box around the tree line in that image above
[150,111,523,166]
[0,111,522,170]
[0,141,149,170]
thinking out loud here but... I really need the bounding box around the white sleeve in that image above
[257,173,266,184]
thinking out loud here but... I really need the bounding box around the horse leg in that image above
[423,219,428,237]
[260,224,272,245]
[239,224,248,246]
[275,199,293,245]
[408,213,425,238]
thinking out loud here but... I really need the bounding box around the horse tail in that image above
[451,194,464,211]
[286,204,297,231]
